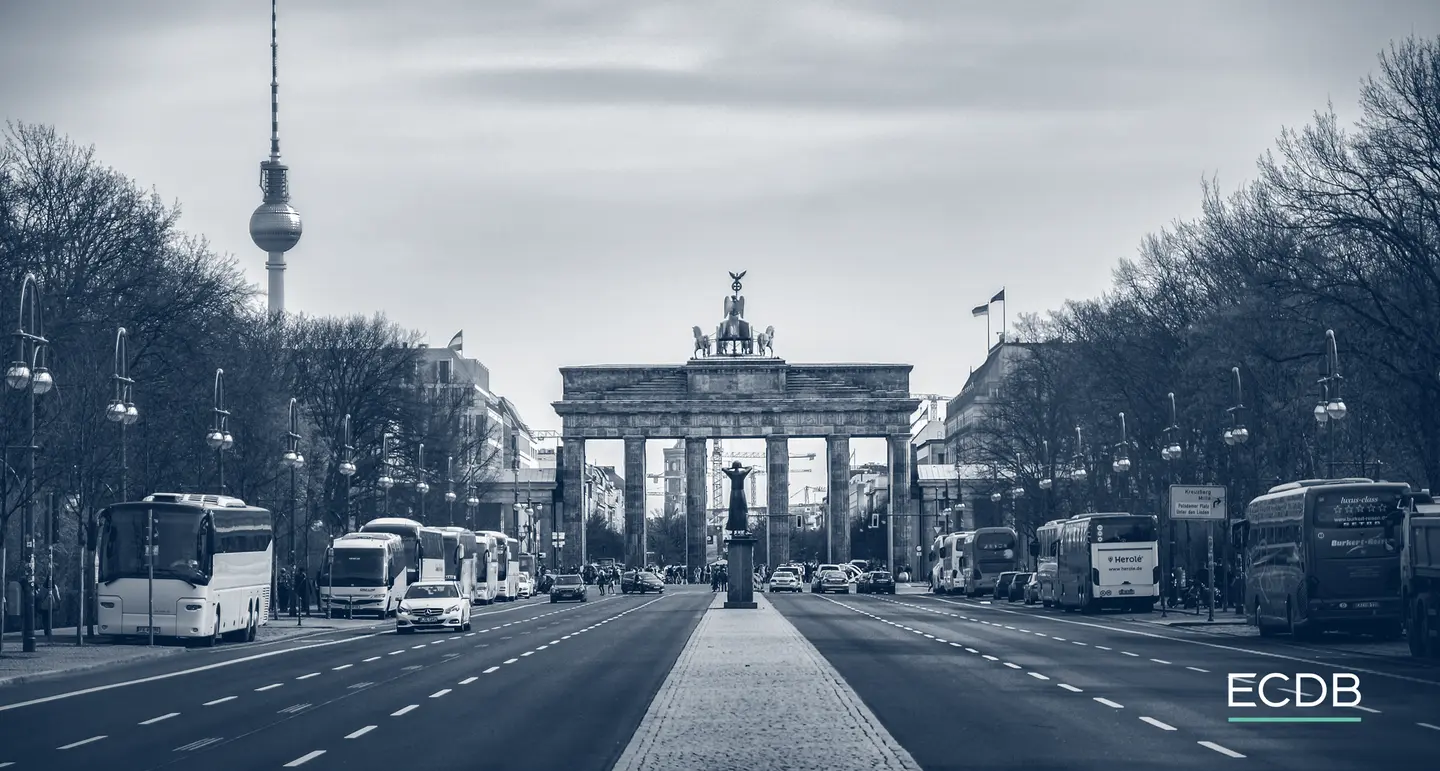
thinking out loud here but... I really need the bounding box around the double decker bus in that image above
[435,527,478,603]
[477,530,516,601]
[958,527,1020,597]
[319,532,406,618]
[360,517,427,583]
[1055,513,1159,613]
[930,532,971,594]
[1239,478,1407,639]
[96,493,272,644]
[1033,519,1065,607]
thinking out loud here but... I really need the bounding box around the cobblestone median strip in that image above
[612,594,922,771]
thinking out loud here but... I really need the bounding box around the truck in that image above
[1401,500,1440,658]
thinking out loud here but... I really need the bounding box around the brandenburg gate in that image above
[552,273,920,571]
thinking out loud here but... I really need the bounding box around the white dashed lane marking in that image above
[255,683,283,692]
[1198,741,1246,759]
[1141,717,1176,731]
[203,696,236,706]
[1094,698,1124,709]
[483,666,499,673]
[139,712,179,725]
[391,705,418,717]
[57,736,106,750]
[1059,684,1083,693]
[283,750,326,767]
[345,726,376,740]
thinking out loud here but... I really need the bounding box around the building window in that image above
[437,359,452,384]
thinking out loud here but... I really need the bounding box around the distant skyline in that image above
[3,1,1438,478]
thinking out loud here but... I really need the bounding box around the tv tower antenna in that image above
[248,0,303,315]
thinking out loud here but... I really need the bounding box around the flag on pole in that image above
[971,304,989,317]
[447,330,463,352]
[991,288,1006,303]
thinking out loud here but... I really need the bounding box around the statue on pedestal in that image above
[723,461,755,532]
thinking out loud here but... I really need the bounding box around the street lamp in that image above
[465,488,480,531]
[1071,426,1087,483]
[414,442,430,521]
[1224,367,1250,447]
[282,398,305,625]
[107,327,139,500]
[377,433,394,514]
[1038,440,1053,490]
[6,272,53,653]
[1112,412,1132,474]
[1161,392,1182,462]
[1314,330,1347,477]
[205,369,234,494]
[338,413,357,532]
[444,455,457,525]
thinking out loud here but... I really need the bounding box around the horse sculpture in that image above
[756,326,775,357]
[692,326,712,358]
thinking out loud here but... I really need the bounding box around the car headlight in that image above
[397,605,411,614]
[445,605,459,614]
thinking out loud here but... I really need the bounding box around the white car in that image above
[516,572,533,599]
[396,581,472,634]
[768,571,802,592]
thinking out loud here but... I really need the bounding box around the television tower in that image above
[248,0,302,315]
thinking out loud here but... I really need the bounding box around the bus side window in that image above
[200,521,216,575]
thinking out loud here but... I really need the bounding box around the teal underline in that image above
[1228,717,1362,723]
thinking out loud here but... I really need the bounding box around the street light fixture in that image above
[1313,330,1347,477]
[1224,367,1250,446]
[205,369,234,494]
[444,455,457,526]
[1071,426,1087,482]
[1038,439,1053,490]
[6,272,52,653]
[338,413,357,532]
[1161,392,1182,461]
[414,442,430,521]
[990,491,1002,503]
[1112,412,1132,474]
[377,433,394,514]
[465,488,480,531]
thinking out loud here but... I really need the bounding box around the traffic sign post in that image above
[1170,485,1226,620]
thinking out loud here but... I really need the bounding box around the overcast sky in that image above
[2,0,1436,488]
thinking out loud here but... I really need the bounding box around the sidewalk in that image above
[612,593,921,771]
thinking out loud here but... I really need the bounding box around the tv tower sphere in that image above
[250,199,303,253]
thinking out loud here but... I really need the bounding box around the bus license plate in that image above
[135,626,158,633]
[1353,602,1379,609]
[1119,589,1135,596]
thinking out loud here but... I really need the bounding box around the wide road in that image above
[0,587,711,771]
[768,589,1440,771]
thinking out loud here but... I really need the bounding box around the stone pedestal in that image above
[724,533,758,609]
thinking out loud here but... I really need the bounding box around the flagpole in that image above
[985,312,991,351]
[999,289,1006,344]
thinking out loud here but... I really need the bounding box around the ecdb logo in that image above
[1227,673,1362,708]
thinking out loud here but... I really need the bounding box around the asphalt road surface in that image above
[0,588,711,771]
[768,590,1440,771]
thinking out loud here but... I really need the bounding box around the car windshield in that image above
[823,571,845,580]
[774,568,797,575]
[404,584,458,599]
[554,575,582,586]
[872,572,892,580]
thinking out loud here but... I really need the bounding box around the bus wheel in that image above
[245,605,258,642]
[1411,596,1437,658]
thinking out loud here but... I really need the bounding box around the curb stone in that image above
[0,646,183,689]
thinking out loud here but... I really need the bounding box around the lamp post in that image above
[414,443,430,522]
[338,413,357,532]
[6,273,54,653]
[282,398,305,625]
[1113,412,1132,510]
[377,433,394,515]
[445,455,457,526]
[510,428,520,538]
[1313,329,1348,478]
[1223,367,1249,615]
[92,326,140,644]
[205,369,234,494]
[465,487,480,531]
[1160,392,1183,616]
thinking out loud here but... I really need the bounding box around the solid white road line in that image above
[140,712,180,725]
[203,696,237,706]
[1058,684,1083,693]
[57,736,107,750]
[1140,716,1176,731]
[255,684,283,692]
[1094,698,1124,709]
[391,705,418,716]
[283,750,326,767]
[345,726,376,739]
[1198,741,1245,758]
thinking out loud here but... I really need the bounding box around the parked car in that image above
[549,574,588,603]
[993,572,1020,601]
[768,571,803,592]
[621,570,665,594]
[396,581,472,634]
[516,572,534,599]
[1023,574,1041,605]
[813,569,851,594]
[1007,572,1033,602]
[857,571,896,594]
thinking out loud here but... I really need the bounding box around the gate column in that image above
[827,435,850,563]
[684,437,708,576]
[559,438,586,569]
[888,433,913,577]
[623,436,647,568]
[766,435,790,566]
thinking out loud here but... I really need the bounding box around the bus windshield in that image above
[328,549,386,587]
[974,532,1015,556]
[1313,492,1400,528]
[442,534,461,579]
[362,525,418,569]
[1092,517,1157,543]
[100,506,209,584]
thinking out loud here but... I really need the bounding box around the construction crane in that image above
[530,429,562,440]
[711,441,817,512]
[910,393,951,422]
